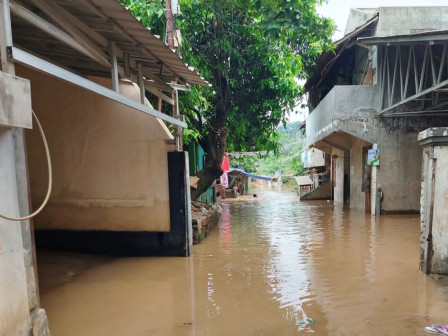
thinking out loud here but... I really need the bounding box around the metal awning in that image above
[3,0,210,128]
[359,30,448,117]
[358,30,448,45]
[10,0,208,86]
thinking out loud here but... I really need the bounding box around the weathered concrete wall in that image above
[375,7,448,36]
[345,7,448,38]
[419,128,448,274]
[376,130,422,213]
[18,66,175,232]
[431,146,448,273]
[306,86,379,148]
[0,128,31,335]
[420,145,433,273]
[306,81,440,213]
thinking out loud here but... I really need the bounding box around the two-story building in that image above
[304,7,448,214]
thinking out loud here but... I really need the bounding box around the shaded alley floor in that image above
[38,191,448,335]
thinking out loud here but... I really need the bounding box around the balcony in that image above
[306,85,379,147]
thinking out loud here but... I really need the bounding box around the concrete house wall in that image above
[419,129,448,274]
[19,66,175,232]
[345,7,448,37]
[302,147,326,169]
[375,7,448,36]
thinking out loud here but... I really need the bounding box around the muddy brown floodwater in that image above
[38,191,448,336]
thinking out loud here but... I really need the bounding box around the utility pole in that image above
[165,0,175,51]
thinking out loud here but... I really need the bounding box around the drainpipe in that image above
[371,143,378,215]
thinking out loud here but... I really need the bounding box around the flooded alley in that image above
[38,191,448,336]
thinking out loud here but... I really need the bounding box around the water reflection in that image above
[39,191,448,336]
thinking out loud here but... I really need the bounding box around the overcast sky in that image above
[317,0,448,40]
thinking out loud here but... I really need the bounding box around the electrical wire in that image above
[0,110,52,221]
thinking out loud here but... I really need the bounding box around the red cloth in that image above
[221,156,230,173]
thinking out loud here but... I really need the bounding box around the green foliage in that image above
[183,128,202,145]
[117,0,334,198]
[178,0,334,154]
[230,121,305,176]
[119,0,166,37]
[118,0,333,154]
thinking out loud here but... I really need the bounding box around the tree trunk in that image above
[191,129,227,200]
[191,73,230,201]
[190,2,231,201]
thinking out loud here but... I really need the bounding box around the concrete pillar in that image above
[418,128,448,274]
[0,1,50,334]
[333,149,344,204]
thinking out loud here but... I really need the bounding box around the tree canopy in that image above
[231,121,305,177]
[120,0,334,199]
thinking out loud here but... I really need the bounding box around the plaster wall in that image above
[19,66,175,232]
[420,146,432,272]
[0,128,31,335]
[430,146,448,273]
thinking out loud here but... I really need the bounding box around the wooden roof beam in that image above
[26,0,111,68]
[82,0,182,80]
[10,1,104,65]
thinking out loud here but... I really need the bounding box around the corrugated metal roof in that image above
[11,0,209,87]
[359,29,448,45]
[90,0,208,86]
[304,13,378,92]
